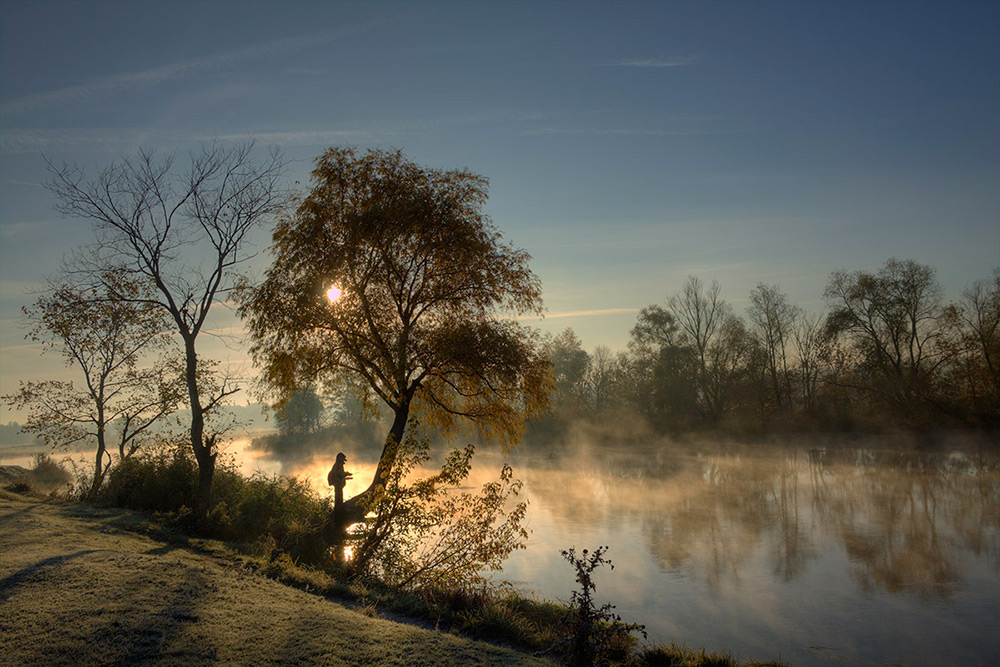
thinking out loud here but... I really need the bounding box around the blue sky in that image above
[2,1,998,418]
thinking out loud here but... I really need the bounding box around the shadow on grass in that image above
[0,550,104,592]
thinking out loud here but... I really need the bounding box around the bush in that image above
[94,446,198,512]
[210,469,333,564]
[92,445,333,565]
[347,429,529,592]
[28,453,74,490]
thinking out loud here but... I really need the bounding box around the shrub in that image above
[94,446,198,512]
[28,453,74,490]
[92,444,333,565]
[210,469,333,565]
[347,427,529,592]
[539,546,646,667]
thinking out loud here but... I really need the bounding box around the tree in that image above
[275,386,325,436]
[3,272,182,497]
[240,146,550,524]
[746,283,799,411]
[627,305,699,427]
[584,346,623,414]
[792,311,827,412]
[45,140,288,516]
[543,328,590,412]
[957,269,1000,419]
[669,277,731,419]
[824,258,954,417]
[703,313,758,420]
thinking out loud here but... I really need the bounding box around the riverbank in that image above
[0,491,551,666]
[0,483,794,667]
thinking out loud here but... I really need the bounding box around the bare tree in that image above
[669,276,731,418]
[703,313,757,418]
[792,311,826,411]
[585,346,620,414]
[958,269,1000,415]
[746,283,799,411]
[45,140,287,516]
[824,258,953,416]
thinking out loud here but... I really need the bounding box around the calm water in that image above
[6,435,998,666]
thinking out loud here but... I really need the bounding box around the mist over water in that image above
[501,438,999,666]
[237,429,999,666]
[8,431,997,666]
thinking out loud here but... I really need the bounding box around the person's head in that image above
[336,452,347,463]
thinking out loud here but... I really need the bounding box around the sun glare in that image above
[326,284,343,304]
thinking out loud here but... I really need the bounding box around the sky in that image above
[1,1,998,421]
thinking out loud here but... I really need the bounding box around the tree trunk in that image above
[183,335,214,519]
[195,437,217,519]
[88,437,107,499]
[336,400,410,530]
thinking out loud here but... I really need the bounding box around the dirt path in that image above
[0,495,550,666]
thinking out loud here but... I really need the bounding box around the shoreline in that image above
[0,492,552,667]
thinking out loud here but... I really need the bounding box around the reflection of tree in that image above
[521,443,999,598]
[821,449,999,598]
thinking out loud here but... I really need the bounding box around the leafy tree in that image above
[45,141,288,516]
[542,328,590,412]
[3,272,182,497]
[240,147,550,524]
[627,305,699,428]
[275,386,325,436]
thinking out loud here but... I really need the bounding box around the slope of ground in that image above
[0,495,551,666]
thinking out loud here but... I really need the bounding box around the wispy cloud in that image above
[0,128,189,154]
[2,107,561,153]
[1,18,388,119]
[605,56,697,68]
[519,307,640,321]
[521,127,739,137]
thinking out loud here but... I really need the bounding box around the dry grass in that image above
[0,494,552,666]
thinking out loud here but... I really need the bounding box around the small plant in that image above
[541,545,646,666]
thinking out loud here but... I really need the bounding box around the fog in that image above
[7,427,997,666]
[257,428,1000,666]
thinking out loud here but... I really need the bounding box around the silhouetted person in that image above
[327,452,353,561]
[328,452,352,512]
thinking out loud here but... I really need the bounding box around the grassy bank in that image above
[0,492,550,666]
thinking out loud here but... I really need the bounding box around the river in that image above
[4,433,998,666]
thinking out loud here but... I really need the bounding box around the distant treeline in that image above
[531,259,999,440]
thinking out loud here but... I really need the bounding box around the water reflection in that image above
[517,444,999,599]
[501,440,1000,666]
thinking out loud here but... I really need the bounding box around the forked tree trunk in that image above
[88,437,107,499]
[328,401,410,557]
